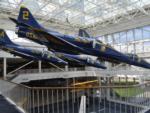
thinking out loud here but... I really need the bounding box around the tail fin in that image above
[78,29,90,38]
[17,6,42,29]
[0,29,14,44]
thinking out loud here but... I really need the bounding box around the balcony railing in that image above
[0,80,150,113]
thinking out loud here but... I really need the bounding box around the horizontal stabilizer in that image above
[9,17,32,28]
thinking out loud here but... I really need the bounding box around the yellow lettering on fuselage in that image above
[48,36,64,45]
[75,37,90,44]
[100,46,106,52]
[75,37,81,42]
[26,32,37,39]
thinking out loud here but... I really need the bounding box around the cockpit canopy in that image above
[126,53,143,62]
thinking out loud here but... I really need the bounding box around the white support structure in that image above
[11,69,150,83]
[48,62,65,71]
[3,58,7,80]
[38,61,42,73]
[79,95,86,113]
[65,65,68,71]
[7,61,34,75]
[106,77,111,100]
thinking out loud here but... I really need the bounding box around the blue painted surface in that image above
[146,110,150,113]
[11,7,150,69]
[0,29,67,65]
[0,95,22,113]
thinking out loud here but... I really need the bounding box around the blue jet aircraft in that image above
[0,29,106,69]
[9,6,150,69]
[0,29,67,65]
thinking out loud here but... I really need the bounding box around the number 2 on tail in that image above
[23,11,29,20]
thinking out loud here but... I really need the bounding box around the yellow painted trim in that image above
[20,5,26,8]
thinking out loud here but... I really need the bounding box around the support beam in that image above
[79,95,86,113]
[38,61,42,73]
[3,58,7,80]
[106,77,111,100]
[65,65,68,71]
[7,61,34,75]
[48,63,65,71]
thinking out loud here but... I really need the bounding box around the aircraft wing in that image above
[9,17,30,28]
[1,47,39,60]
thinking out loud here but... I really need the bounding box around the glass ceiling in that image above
[0,0,150,28]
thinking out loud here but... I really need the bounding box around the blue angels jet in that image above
[9,6,150,69]
[0,29,67,65]
[0,29,106,69]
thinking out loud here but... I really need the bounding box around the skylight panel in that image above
[8,0,16,4]
[84,1,96,12]
[59,0,68,5]
[14,0,21,3]
[42,3,57,13]
[37,0,46,8]
[0,0,10,7]
[65,9,80,18]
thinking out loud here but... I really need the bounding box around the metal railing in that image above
[10,68,150,79]
[0,80,150,113]
[0,80,31,113]
[12,67,85,75]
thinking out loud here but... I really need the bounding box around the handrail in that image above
[30,85,144,90]
[31,81,150,89]
[0,79,150,113]
[1,80,150,90]
[1,79,31,89]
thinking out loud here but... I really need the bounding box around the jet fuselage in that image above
[12,6,150,69]
[17,29,132,63]
[17,28,150,69]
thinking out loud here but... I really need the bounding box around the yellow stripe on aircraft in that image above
[71,80,99,86]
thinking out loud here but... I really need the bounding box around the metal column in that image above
[105,62,111,100]
[3,57,7,80]
[38,61,42,73]
[65,65,68,71]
